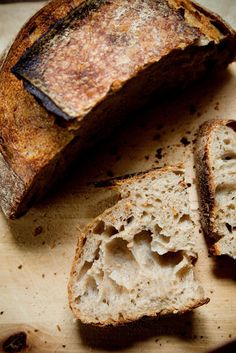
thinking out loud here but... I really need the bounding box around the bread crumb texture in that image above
[69,168,207,326]
[210,124,236,258]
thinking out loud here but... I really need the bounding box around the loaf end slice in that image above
[195,120,236,259]
[68,167,208,326]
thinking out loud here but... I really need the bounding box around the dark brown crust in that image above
[68,166,209,326]
[1,0,236,218]
[194,119,235,254]
[0,0,84,218]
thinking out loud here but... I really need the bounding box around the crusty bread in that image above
[68,167,208,326]
[1,0,236,219]
[12,0,236,123]
[195,119,236,259]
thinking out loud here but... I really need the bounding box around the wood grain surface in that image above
[0,1,236,352]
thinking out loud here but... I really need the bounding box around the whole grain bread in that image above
[195,119,236,259]
[68,167,208,326]
[1,0,236,218]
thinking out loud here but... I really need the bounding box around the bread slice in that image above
[1,0,236,218]
[195,120,236,258]
[68,167,208,326]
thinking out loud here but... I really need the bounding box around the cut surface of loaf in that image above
[1,0,236,219]
[195,120,236,259]
[68,167,208,326]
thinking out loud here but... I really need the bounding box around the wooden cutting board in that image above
[0,2,236,352]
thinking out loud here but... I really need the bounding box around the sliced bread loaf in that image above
[195,120,236,258]
[68,167,208,326]
[1,0,236,218]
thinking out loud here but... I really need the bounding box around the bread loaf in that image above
[1,0,236,218]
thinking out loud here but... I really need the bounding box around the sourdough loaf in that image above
[1,0,236,218]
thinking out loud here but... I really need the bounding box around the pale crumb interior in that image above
[210,125,236,258]
[71,171,205,324]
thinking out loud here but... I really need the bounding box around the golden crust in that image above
[0,0,83,217]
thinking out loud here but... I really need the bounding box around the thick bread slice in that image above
[195,120,236,259]
[68,167,208,326]
[1,0,236,218]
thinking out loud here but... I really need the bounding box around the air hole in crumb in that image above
[102,298,109,305]
[176,264,189,279]
[159,251,183,267]
[93,220,105,234]
[75,296,81,304]
[154,224,162,234]
[133,230,152,245]
[159,234,171,244]
[94,246,100,261]
[79,261,93,279]
[105,225,118,236]
[86,277,98,295]
[225,223,232,233]
[179,214,191,223]
[127,216,134,224]
[106,237,138,276]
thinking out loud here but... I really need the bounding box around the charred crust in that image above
[22,80,74,121]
